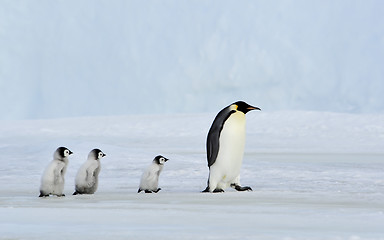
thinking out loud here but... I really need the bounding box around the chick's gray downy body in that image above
[138,155,168,193]
[39,147,73,197]
[73,149,106,195]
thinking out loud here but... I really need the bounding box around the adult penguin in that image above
[203,101,260,193]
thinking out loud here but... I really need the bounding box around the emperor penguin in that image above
[39,147,73,197]
[138,155,169,193]
[73,149,106,195]
[202,101,260,193]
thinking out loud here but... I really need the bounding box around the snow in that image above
[1,1,383,238]
[1,111,384,239]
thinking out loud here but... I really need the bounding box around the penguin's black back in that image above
[206,105,236,168]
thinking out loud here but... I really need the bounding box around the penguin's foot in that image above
[231,184,252,192]
[213,188,225,193]
[73,191,79,195]
[201,187,225,193]
[57,194,65,197]
[39,193,49,198]
[138,189,158,193]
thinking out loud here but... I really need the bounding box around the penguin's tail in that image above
[201,178,210,192]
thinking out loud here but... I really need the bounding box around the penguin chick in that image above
[203,101,260,193]
[39,147,73,197]
[73,149,106,195]
[138,155,169,193]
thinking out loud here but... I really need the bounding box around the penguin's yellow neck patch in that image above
[230,104,238,111]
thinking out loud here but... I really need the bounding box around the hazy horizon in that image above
[1,0,383,120]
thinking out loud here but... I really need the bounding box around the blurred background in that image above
[1,0,383,120]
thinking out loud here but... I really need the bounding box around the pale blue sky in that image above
[1,0,383,120]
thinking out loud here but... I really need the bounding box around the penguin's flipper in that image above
[206,108,235,167]
[206,131,219,167]
[231,183,252,191]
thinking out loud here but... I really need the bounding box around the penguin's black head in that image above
[89,148,106,160]
[55,147,73,159]
[232,101,261,114]
[154,155,169,165]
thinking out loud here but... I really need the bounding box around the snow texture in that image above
[1,112,384,239]
[1,1,384,120]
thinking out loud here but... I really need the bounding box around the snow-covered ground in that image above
[1,111,384,240]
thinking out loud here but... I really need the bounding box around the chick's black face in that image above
[90,149,106,160]
[57,147,73,158]
[154,155,169,165]
[234,101,261,114]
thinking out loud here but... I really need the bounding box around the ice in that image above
[1,112,384,239]
[1,1,383,238]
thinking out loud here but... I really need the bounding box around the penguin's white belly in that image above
[213,112,246,185]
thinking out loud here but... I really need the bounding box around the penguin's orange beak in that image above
[247,106,261,111]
